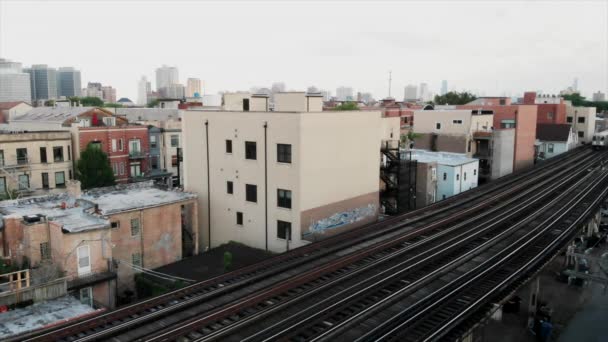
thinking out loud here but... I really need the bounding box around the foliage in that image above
[147,99,160,108]
[81,96,104,107]
[0,189,20,200]
[401,130,421,148]
[333,101,359,111]
[433,91,477,105]
[76,145,116,189]
[44,100,55,107]
[103,103,123,108]
[223,251,233,271]
[562,93,608,112]
[134,274,186,299]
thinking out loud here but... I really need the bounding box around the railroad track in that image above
[140,150,606,341]
[16,147,594,342]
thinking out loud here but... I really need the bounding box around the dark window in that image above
[246,184,257,203]
[17,148,27,164]
[170,135,179,147]
[236,212,243,225]
[464,172,467,181]
[150,135,158,148]
[55,171,65,187]
[67,146,71,161]
[226,140,233,153]
[53,146,64,162]
[243,98,250,111]
[0,150,3,166]
[40,242,50,260]
[277,144,292,163]
[227,181,234,194]
[578,131,584,138]
[277,189,292,209]
[151,156,159,169]
[443,173,447,181]
[69,169,73,180]
[578,117,585,124]
[131,218,140,236]
[40,147,47,163]
[548,143,554,153]
[277,220,292,240]
[436,123,441,130]
[41,172,49,189]
[566,116,573,123]
[474,169,477,176]
[456,174,460,181]
[245,141,257,160]
[499,99,506,105]
[111,221,120,229]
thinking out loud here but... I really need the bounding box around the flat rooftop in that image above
[403,149,478,166]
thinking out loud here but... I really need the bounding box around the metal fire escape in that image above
[380,141,417,215]
[0,154,34,199]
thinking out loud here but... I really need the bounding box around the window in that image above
[277,144,292,163]
[120,162,126,175]
[566,116,573,123]
[436,123,441,130]
[548,143,554,153]
[77,245,91,275]
[151,156,159,169]
[456,174,460,181]
[578,131,584,138]
[67,146,71,161]
[467,140,471,153]
[111,221,120,229]
[40,147,47,163]
[443,173,447,181]
[118,138,123,151]
[132,253,142,268]
[499,99,506,105]
[277,189,292,209]
[442,195,446,199]
[243,98,250,111]
[452,120,463,124]
[474,169,477,176]
[245,141,257,160]
[501,119,516,129]
[18,174,29,190]
[170,135,179,147]
[277,220,292,240]
[89,141,102,150]
[131,218,140,236]
[103,117,116,126]
[129,139,141,155]
[17,148,27,164]
[40,242,50,260]
[79,287,93,307]
[41,173,49,189]
[0,150,3,166]
[130,162,142,177]
[547,112,554,120]
[246,184,257,203]
[578,117,585,124]
[112,139,118,152]
[53,146,64,162]
[226,140,233,153]
[0,177,5,195]
[55,171,65,187]
[236,212,243,225]
[69,170,72,180]
[464,172,467,181]
[227,181,234,194]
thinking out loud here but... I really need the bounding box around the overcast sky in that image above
[1,0,607,101]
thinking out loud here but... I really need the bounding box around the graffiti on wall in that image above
[305,204,376,236]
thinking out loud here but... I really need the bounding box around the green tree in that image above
[333,101,359,110]
[223,251,233,271]
[147,99,160,108]
[79,96,104,107]
[103,103,123,108]
[76,145,116,189]
[44,99,55,107]
[433,91,477,105]
[562,93,608,112]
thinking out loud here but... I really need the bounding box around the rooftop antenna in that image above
[388,71,392,98]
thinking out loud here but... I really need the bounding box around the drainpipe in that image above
[264,122,268,252]
[205,121,211,250]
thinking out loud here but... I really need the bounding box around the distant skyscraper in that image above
[336,86,354,101]
[0,58,32,103]
[573,78,579,91]
[155,65,179,90]
[24,64,58,101]
[101,86,117,103]
[57,67,81,98]
[419,83,431,102]
[404,84,417,101]
[592,91,606,102]
[137,76,151,105]
[187,78,202,97]
[160,84,185,99]
[441,80,448,96]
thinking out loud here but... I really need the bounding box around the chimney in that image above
[66,180,82,198]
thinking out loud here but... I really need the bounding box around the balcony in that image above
[128,151,146,159]
[1,157,31,169]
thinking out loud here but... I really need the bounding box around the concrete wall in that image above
[566,104,596,144]
[182,109,391,253]
[538,141,569,159]
[222,93,251,111]
[514,105,538,170]
[491,129,515,179]
[415,161,437,208]
[437,161,479,200]
[414,133,468,154]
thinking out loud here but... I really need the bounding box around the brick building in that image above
[0,181,198,308]
[523,91,567,124]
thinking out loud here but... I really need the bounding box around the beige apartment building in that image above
[565,102,596,144]
[0,130,73,197]
[183,92,399,253]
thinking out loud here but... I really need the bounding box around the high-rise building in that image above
[57,67,81,97]
[82,82,103,99]
[0,58,32,103]
[404,84,417,101]
[186,78,201,97]
[573,78,579,91]
[24,64,58,101]
[101,86,117,103]
[155,65,179,90]
[419,83,431,102]
[336,86,354,101]
[160,84,185,99]
[137,76,151,105]
[593,91,606,102]
[441,80,448,96]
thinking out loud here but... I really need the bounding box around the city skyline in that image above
[1,1,607,101]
